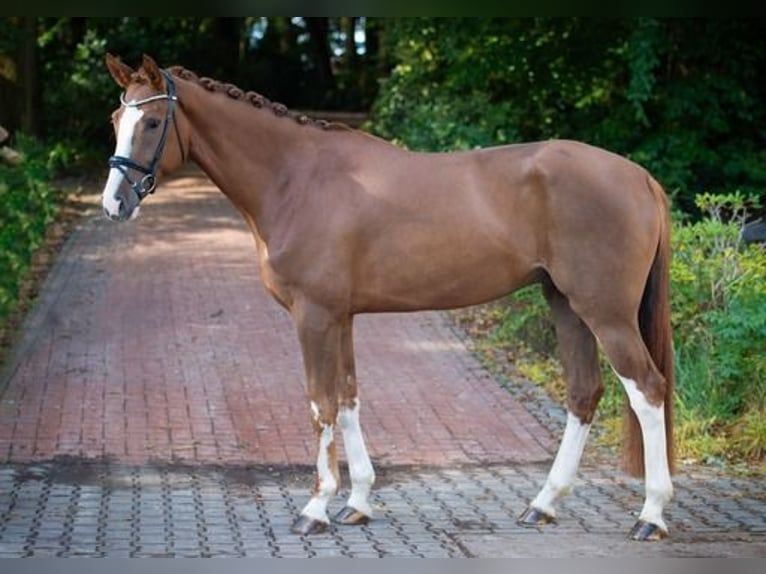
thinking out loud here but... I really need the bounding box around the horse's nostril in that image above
[104,207,121,221]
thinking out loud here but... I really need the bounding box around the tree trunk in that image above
[19,17,40,135]
[342,17,357,70]
[212,17,243,80]
[272,17,296,55]
[70,17,87,51]
[0,75,17,135]
[304,17,336,98]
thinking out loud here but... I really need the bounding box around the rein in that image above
[108,70,182,201]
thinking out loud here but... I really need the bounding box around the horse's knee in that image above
[310,398,338,428]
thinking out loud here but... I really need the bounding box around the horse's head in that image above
[102,54,187,221]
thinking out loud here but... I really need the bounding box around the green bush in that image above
[670,194,766,443]
[0,135,62,322]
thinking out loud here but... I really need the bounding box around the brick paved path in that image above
[0,171,552,466]
[1,171,764,557]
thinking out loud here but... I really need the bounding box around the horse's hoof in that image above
[291,514,329,535]
[628,519,668,541]
[517,506,557,528]
[333,505,371,525]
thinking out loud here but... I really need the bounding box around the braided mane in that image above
[166,66,350,132]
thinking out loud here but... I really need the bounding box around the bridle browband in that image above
[108,70,183,201]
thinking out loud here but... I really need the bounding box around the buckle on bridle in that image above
[140,174,157,195]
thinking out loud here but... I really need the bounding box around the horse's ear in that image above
[105,53,134,89]
[141,54,165,91]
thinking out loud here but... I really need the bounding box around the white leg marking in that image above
[337,399,375,516]
[102,103,143,217]
[530,411,591,516]
[310,401,320,422]
[618,375,673,532]
[301,420,337,523]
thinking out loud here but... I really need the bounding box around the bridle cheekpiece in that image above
[108,70,180,201]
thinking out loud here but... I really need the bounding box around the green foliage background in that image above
[2,18,382,156]
[0,136,62,322]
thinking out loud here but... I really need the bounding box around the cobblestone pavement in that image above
[0,171,764,557]
[0,460,763,557]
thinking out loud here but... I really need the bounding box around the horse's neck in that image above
[181,82,312,234]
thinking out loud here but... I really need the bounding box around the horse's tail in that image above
[624,175,676,477]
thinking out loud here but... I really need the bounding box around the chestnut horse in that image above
[102,55,675,541]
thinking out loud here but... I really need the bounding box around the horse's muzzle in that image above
[103,184,142,222]
[103,198,140,222]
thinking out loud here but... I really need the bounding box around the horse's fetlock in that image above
[647,481,673,504]
[316,475,338,497]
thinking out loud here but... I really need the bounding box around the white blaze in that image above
[102,103,143,217]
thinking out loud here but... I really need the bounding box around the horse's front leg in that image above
[334,316,376,525]
[290,301,344,535]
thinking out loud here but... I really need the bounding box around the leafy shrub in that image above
[670,193,765,463]
[0,135,62,322]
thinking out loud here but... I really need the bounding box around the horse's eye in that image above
[146,118,161,130]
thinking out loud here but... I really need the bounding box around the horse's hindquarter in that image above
[527,140,663,316]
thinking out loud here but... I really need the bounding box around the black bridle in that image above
[108,70,182,201]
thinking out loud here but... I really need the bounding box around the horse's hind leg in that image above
[333,316,376,525]
[519,282,604,528]
[594,321,673,540]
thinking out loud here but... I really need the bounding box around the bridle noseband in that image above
[108,70,182,201]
